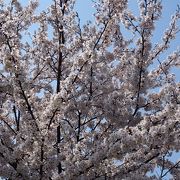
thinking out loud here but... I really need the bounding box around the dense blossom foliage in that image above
[0,0,180,179]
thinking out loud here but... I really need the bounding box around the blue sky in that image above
[74,0,180,81]
[18,0,179,57]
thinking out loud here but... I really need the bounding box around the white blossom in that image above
[0,0,179,179]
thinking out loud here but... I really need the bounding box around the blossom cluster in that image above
[0,0,180,179]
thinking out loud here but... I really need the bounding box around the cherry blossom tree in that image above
[0,0,180,179]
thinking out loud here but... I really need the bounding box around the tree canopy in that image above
[0,0,180,179]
